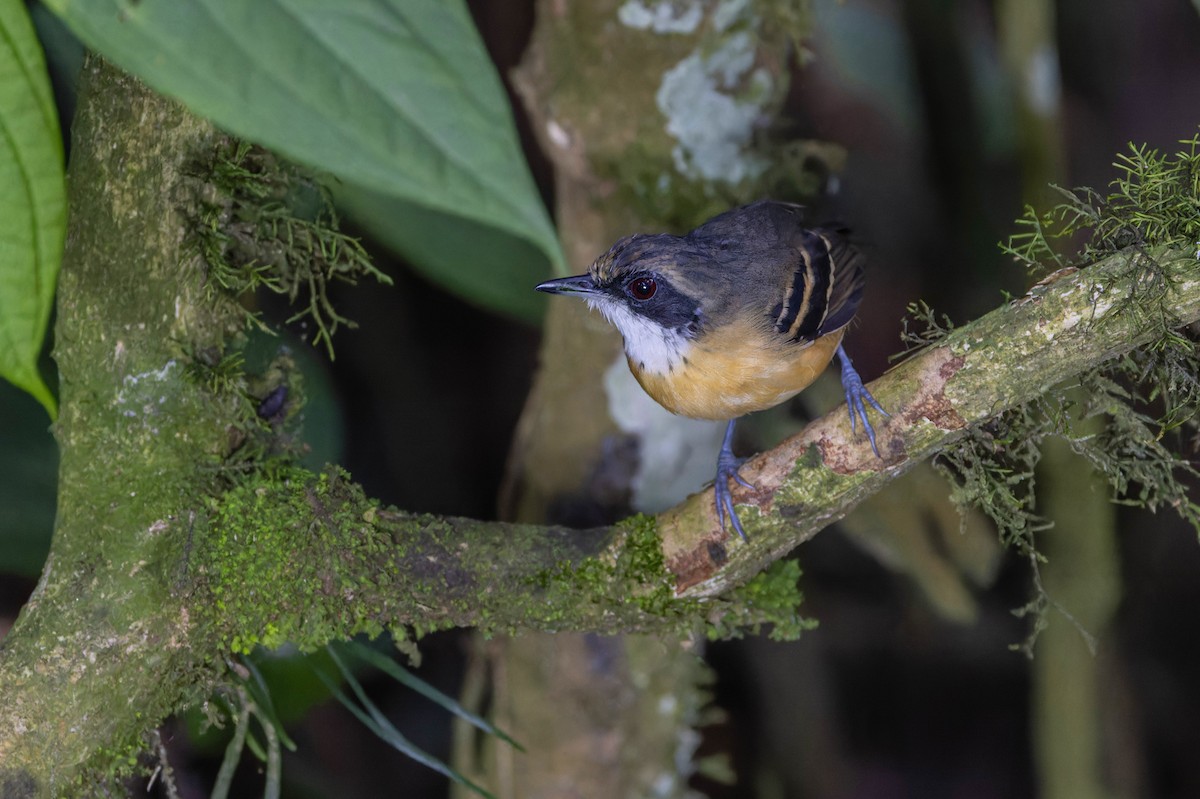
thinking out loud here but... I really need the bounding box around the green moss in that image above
[186,139,392,359]
[895,300,957,361]
[523,515,690,631]
[523,515,811,640]
[950,134,1200,543]
[754,443,875,539]
[753,0,814,50]
[198,471,709,649]
[74,731,156,795]
[704,559,815,641]
[1003,134,1200,273]
[195,466,406,654]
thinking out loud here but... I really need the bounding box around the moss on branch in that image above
[0,58,808,795]
[189,467,807,650]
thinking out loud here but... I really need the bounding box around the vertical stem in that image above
[997,4,1125,794]
[478,0,787,793]
[997,0,1066,206]
[1033,432,1121,799]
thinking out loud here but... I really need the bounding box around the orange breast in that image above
[630,320,845,420]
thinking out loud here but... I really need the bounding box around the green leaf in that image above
[45,0,565,313]
[319,648,499,799]
[342,639,524,752]
[336,185,552,322]
[0,0,65,418]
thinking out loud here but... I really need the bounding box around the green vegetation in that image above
[901,137,1200,642]
[0,0,64,417]
[528,515,812,641]
[189,140,391,359]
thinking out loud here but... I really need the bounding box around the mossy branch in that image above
[667,135,1200,594]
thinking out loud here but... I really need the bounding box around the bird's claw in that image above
[838,344,889,458]
[715,461,752,542]
[715,421,753,541]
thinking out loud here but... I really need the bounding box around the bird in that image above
[535,200,886,541]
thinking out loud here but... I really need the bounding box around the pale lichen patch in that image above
[618,0,704,33]
[654,2,775,184]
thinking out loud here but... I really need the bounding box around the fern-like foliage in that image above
[1001,133,1200,274]
[188,140,392,359]
[907,133,1200,648]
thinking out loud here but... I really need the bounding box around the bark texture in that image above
[486,0,723,793]
[0,58,233,792]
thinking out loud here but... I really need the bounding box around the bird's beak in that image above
[535,274,598,296]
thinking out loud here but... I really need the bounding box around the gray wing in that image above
[687,201,866,342]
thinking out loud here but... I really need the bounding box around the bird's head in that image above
[535,234,707,375]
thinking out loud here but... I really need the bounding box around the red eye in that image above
[628,277,657,300]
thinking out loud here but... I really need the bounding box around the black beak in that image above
[535,274,598,296]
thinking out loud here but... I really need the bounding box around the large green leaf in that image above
[0,0,64,418]
[45,0,565,317]
[336,184,552,322]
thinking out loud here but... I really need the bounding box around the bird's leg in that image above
[836,343,889,457]
[715,419,754,541]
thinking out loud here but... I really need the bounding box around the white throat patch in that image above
[585,295,690,375]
